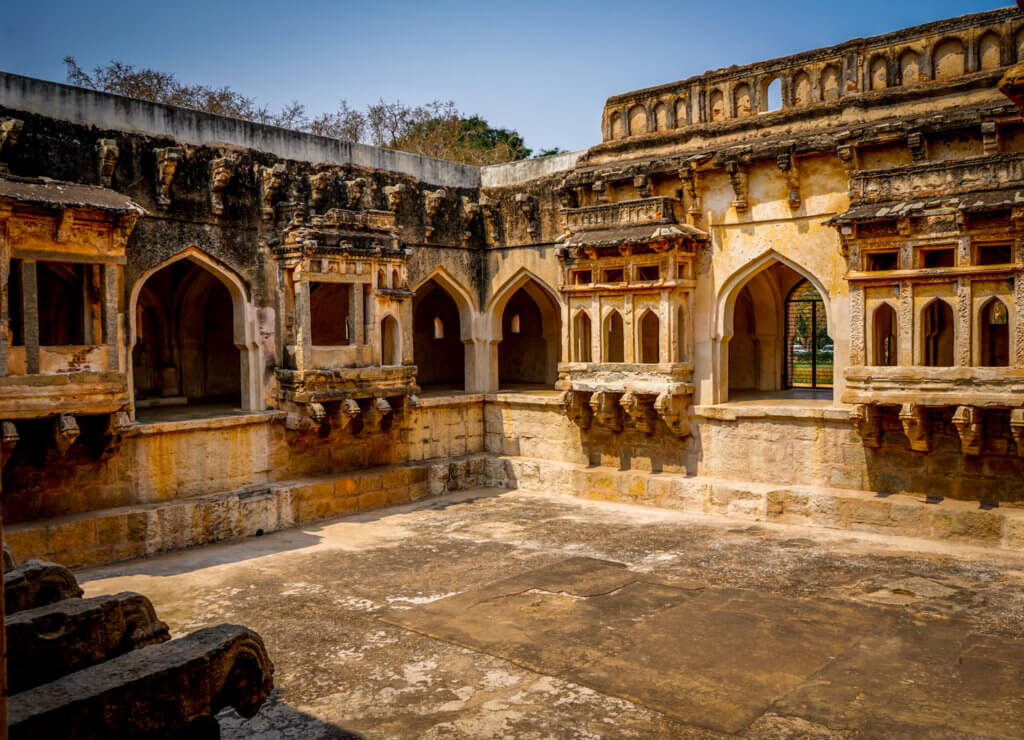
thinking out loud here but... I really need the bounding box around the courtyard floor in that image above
[78,488,1024,739]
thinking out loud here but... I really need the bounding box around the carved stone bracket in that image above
[309,171,333,211]
[850,404,882,448]
[258,163,287,221]
[364,397,393,431]
[209,157,235,215]
[592,180,609,204]
[620,392,656,435]
[899,402,930,453]
[345,177,367,209]
[981,121,999,155]
[461,196,481,246]
[97,139,119,188]
[90,410,132,459]
[724,161,749,212]
[907,132,928,162]
[154,147,184,209]
[633,175,653,199]
[560,390,593,429]
[53,414,80,455]
[952,406,984,455]
[384,183,406,212]
[479,196,500,244]
[515,193,539,238]
[776,154,801,210]
[1011,409,1024,457]
[654,391,692,437]
[837,144,859,178]
[678,164,701,220]
[589,391,622,432]
[424,189,446,239]
[0,118,24,161]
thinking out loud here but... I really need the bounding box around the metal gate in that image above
[785,281,833,389]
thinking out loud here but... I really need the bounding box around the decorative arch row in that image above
[570,306,686,365]
[867,295,1011,367]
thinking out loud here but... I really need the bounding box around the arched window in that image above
[392,269,400,289]
[652,101,668,130]
[900,49,920,85]
[573,311,592,362]
[785,280,833,388]
[764,78,782,112]
[433,317,444,340]
[640,311,660,364]
[377,269,386,289]
[870,56,888,90]
[510,314,521,334]
[674,97,689,127]
[820,65,841,101]
[922,300,954,367]
[627,105,646,135]
[604,311,624,363]
[676,305,687,361]
[609,112,624,139]
[933,38,966,80]
[709,89,726,122]
[792,71,811,106]
[979,31,1002,70]
[980,298,1010,367]
[733,83,752,117]
[413,277,465,389]
[381,315,400,366]
[872,303,897,366]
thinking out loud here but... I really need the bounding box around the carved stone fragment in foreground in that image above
[4,560,83,615]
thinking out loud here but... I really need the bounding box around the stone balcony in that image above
[847,153,1024,205]
[564,197,678,232]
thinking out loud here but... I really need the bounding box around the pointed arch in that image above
[380,313,400,366]
[639,309,661,364]
[572,309,593,363]
[871,302,898,366]
[129,247,262,413]
[413,267,478,340]
[487,268,561,388]
[978,296,1010,367]
[869,54,888,90]
[979,30,1002,71]
[900,48,921,85]
[933,37,966,80]
[603,309,625,363]
[919,298,955,367]
[792,70,812,106]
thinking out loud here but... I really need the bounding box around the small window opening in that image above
[981,298,1010,367]
[977,244,1012,266]
[433,317,444,340]
[510,314,521,334]
[573,270,592,285]
[923,300,954,367]
[866,251,899,271]
[377,269,386,288]
[392,269,401,288]
[922,248,955,269]
[603,268,625,283]
[873,304,898,366]
[764,78,783,112]
[636,265,660,281]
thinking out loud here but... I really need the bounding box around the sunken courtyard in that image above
[5,5,1024,738]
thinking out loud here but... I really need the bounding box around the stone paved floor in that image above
[78,489,1024,739]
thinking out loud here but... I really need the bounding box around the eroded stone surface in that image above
[78,489,1024,738]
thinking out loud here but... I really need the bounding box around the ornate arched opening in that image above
[639,310,660,364]
[413,278,465,389]
[784,280,833,389]
[381,314,400,366]
[979,297,1010,367]
[872,303,898,366]
[485,270,561,390]
[604,310,624,363]
[921,299,955,367]
[573,310,592,362]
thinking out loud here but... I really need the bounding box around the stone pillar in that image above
[0,433,7,739]
[850,283,866,366]
[21,260,38,375]
[898,282,913,366]
[293,277,312,372]
[1015,270,1024,369]
[560,298,570,367]
[350,281,364,346]
[590,294,601,362]
[102,264,119,371]
[659,290,670,363]
[0,214,8,377]
[624,295,635,363]
[955,277,971,367]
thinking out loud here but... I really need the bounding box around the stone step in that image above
[6,453,510,569]
[500,455,1024,552]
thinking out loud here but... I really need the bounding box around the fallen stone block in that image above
[5,559,83,614]
[9,623,275,739]
[6,591,170,693]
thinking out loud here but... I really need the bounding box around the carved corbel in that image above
[907,132,927,162]
[776,153,801,209]
[981,121,1000,155]
[724,161,749,212]
[424,189,446,239]
[345,177,367,209]
[97,139,119,187]
[560,390,593,429]
[461,196,481,245]
[633,175,653,199]
[837,144,859,178]
[515,193,539,238]
[897,217,913,237]
[678,164,701,220]
[479,196,500,244]
[308,171,332,212]
[155,147,184,208]
[952,406,984,456]
[620,392,656,435]
[0,118,24,161]
[589,391,622,432]
[257,163,287,221]
[850,404,882,448]
[56,210,75,243]
[592,180,609,204]
[654,391,692,437]
[555,185,578,210]
[364,397,393,431]
[899,402,930,453]
[89,410,132,459]
[1011,409,1024,457]
[209,156,235,215]
[53,414,80,455]
[339,398,363,434]
[383,183,406,212]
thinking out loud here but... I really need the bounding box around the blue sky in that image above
[0,1,1011,153]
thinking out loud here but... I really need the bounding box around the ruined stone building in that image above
[4,6,1024,572]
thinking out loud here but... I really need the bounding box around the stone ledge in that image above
[497,455,1024,553]
[414,393,485,408]
[127,411,286,437]
[694,404,852,422]
[484,392,564,407]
